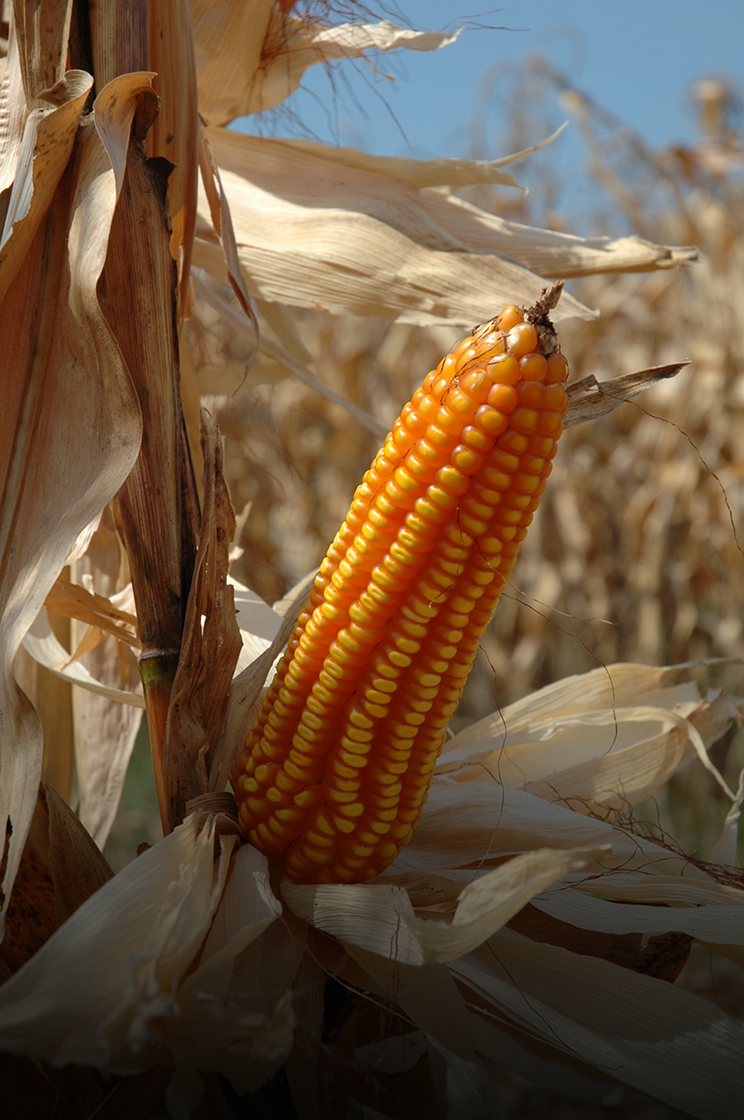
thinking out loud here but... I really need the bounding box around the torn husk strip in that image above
[45,578,141,651]
[565,362,690,427]
[163,411,242,831]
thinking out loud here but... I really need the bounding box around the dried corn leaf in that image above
[531,884,744,944]
[193,3,459,127]
[44,578,140,651]
[421,194,699,278]
[198,122,257,333]
[146,0,199,315]
[164,413,242,829]
[73,636,143,849]
[0,24,28,195]
[21,609,145,709]
[0,814,299,1102]
[341,944,499,1114]
[0,814,227,1063]
[454,931,744,1117]
[0,74,156,935]
[268,125,570,191]
[437,661,736,814]
[193,128,596,327]
[0,778,113,981]
[229,575,282,676]
[69,511,143,849]
[0,69,92,304]
[192,269,384,435]
[391,780,701,878]
[565,363,691,428]
[282,844,605,966]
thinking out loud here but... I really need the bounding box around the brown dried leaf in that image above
[0,778,112,982]
[0,69,92,304]
[0,73,155,936]
[164,411,242,829]
[564,362,691,428]
[147,0,199,318]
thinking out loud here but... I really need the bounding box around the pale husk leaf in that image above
[229,575,282,676]
[454,930,744,1118]
[194,5,460,127]
[281,845,605,966]
[21,608,146,709]
[420,193,699,277]
[0,814,256,1073]
[437,661,736,813]
[210,581,308,794]
[391,779,709,879]
[266,129,570,190]
[564,364,692,428]
[72,635,143,849]
[169,842,298,1095]
[70,511,143,848]
[531,884,744,944]
[0,21,28,195]
[0,74,157,934]
[341,944,500,1115]
[193,128,596,327]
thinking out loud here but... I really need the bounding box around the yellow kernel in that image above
[340,735,371,754]
[510,408,539,434]
[506,322,538,357]
[459,369,491,402]
[517,381,545,409]
[375,841,399,862]
[451,445,484,473]
[544,383,568,413]
[545,352,569,384]
[332,816,356,834]
[275,807,300,823]
[460,424,490,451]
[519,352,548,382]
[537,413,563,436]
[338,802,365,818]
[304,846,335,865]
[474,406,508,437]
[349,710,375,729]
[330,864,356,881]
[496,305,523,331]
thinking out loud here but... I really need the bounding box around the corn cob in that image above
[237,284,569,883]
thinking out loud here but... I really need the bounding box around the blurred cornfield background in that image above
[108,60,744,887]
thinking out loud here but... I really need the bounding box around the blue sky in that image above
[239,1,743,162]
